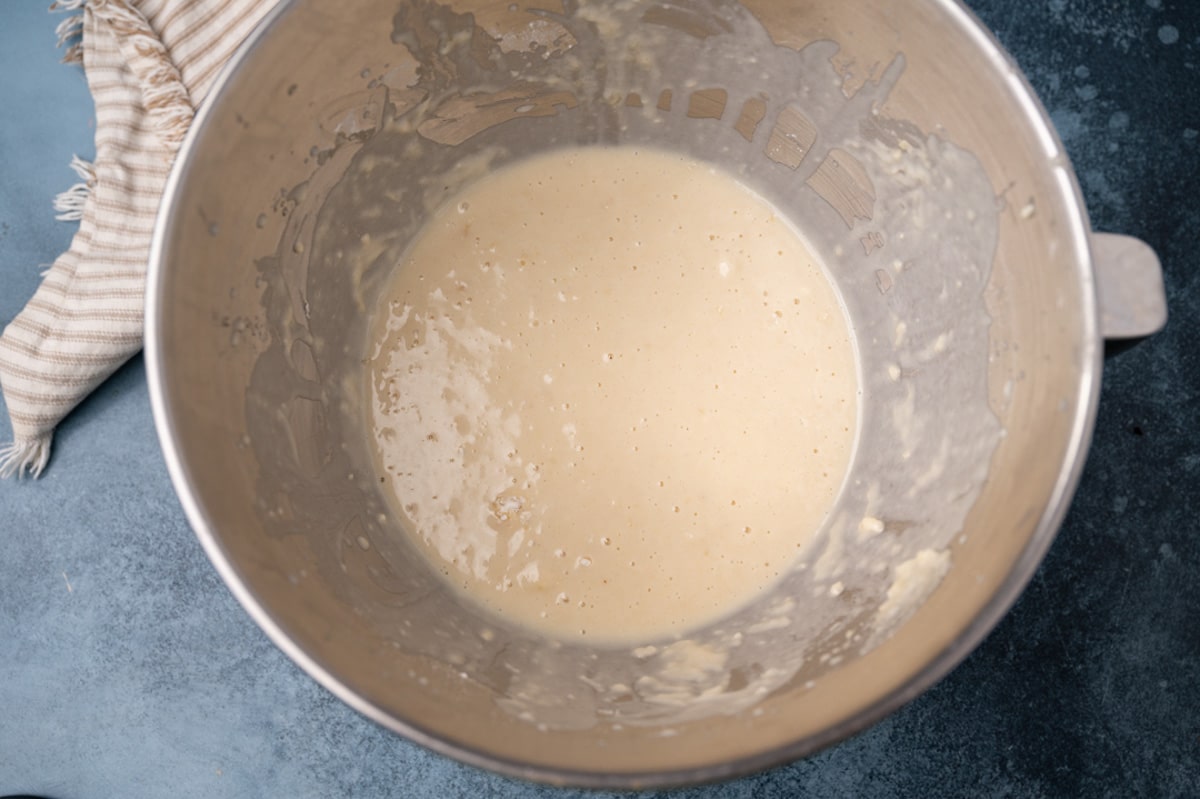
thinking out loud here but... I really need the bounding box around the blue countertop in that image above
[2,1,1197,796]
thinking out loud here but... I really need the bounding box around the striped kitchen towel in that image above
[0,0,276,477]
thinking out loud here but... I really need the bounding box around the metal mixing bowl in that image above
[146,0,1165,787]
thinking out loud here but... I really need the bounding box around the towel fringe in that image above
[52,156,96,221]
[141,72,195,147]
[53,183,91,221]
[62,42,85,64]
[51,0,86,65]
[68,154,96,183]
[0,435,53,479]
[54,11,84,48]
[90,0,195,151]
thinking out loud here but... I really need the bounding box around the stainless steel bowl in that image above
[146,0,1165,787]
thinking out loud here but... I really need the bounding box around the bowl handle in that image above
[1091,232,1168,340]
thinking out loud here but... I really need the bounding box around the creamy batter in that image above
[366,147,857,643]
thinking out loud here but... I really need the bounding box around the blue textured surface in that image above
[1,1,1198,796]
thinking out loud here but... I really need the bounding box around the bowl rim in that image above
[145,0,1102,788]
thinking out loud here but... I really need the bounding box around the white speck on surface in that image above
[876,548,952,626]
[859,516,885,535]
[747,616,791,634]
[1158,25,1180,45]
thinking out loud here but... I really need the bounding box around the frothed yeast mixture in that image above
[367,147,857,643]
